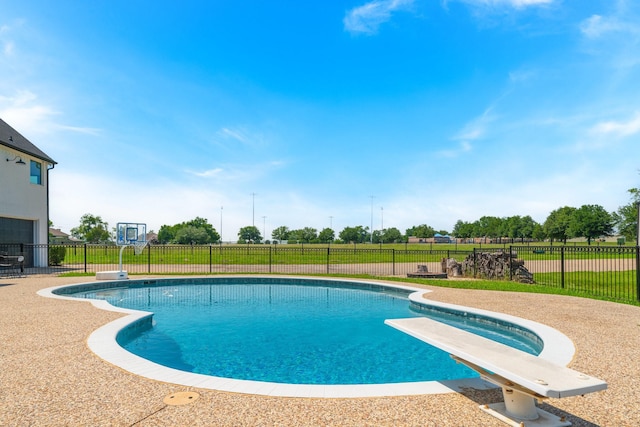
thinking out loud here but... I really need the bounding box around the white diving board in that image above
[385,317,607,427]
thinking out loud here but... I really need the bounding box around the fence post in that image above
[84,244,87,273]
[269,246,272,274]
[509,246,513,281]
[327,247,330,274]
[636,246,640,302]
[148,244,151,273]
[561,246,565,289]
[209,245,212,274]
[473,248,477,278]
[392,249,396,276]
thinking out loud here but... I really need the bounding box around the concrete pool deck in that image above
[2,275,639,426]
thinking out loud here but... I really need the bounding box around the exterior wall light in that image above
[6,155,26,165]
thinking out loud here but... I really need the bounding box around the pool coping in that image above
[37,275,576,398]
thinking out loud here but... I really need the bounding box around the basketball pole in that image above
[118,244,128,274]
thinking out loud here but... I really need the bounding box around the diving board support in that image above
[453,356,569,427]
[385,317,607,427]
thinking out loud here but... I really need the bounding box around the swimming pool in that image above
[41,276,576,397]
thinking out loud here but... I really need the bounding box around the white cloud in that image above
[579,14,639,39]
[455,0,553,9]
[1,23,15,56]
[343,0,553,35]
[343,0,414,35]
[0,90,60,130]
[453,107,497,142]
[2,40,14,56]
[508,68,538,83]
[186,159,286,182]
[214,126,268,149]
[590,112,640,137]
[218,127,249,143]
[190,167,224,178]
[0,89,100,136]
[436,141,472,158]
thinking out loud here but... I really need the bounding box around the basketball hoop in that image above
[101,222,148,280]
[133,240,148,255]
[97,222,148,280]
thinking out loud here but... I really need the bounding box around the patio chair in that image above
[0,255,25,278]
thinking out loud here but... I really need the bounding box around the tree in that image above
[238,225,262,243]
[157,217,220,244]
[405,224,435,238]
[452,220,474,239]
[382,227,403,243]
[474,216,503,238]
[158,224,179,244]
[543,207,576,244]
[184,217,220,243]
[318,228,335,243]
[503,215,539,240]
[291,227,318,243]
[532,223,546,241]
[569,204,614,245]
[174,226,210,244]
[613,188,640,243]
[271,226,291,242]
[339,225,368,244]
[70,213,111,243]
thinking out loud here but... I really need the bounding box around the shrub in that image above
[49,246,66,266]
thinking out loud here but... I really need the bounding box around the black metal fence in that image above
[508,245,639,303]
[2,243,638,303]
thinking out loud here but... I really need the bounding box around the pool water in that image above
[76,281,540,385]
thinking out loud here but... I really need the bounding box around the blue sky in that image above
[1,0,639,241]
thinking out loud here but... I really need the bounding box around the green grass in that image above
[55,243,634,266]
[382,275,640,307]
[59,244,472,265]
[58,272,95,277]
[533,270,638,301]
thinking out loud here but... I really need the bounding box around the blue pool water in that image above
[70,279,541,385]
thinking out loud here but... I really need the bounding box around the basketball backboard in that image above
[116,223,147,246]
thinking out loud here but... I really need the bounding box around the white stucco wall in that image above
[1,146,51,247]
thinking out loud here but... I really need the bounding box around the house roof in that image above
[49,228,70,238]
[0,118,57,164]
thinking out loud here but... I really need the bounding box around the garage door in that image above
[0,217,34,244]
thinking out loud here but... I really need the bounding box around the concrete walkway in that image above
[1,275,638,426]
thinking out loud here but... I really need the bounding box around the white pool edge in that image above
[37,276,575,398]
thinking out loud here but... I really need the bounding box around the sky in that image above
[1,0,639,241]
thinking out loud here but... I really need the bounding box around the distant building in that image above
[407,234,453,244]
[146,232,159,244]
[1,118,56,266]
[49,228,80,244]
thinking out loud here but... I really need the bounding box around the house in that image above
[49,228,79,244]
[1,118,57,266]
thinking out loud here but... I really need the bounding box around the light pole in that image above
[381,206,384,244]
[262,216,266,243]
[637,202,640,246]
[251,193,257,227]
[220,206,223,244]
[370,195,375,244]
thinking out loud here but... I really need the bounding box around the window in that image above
[30,160,42,185]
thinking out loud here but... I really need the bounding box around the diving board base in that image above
[96,270,128,280]
[481,402,571,427]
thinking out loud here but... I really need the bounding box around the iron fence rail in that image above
[505,245,639,303]
[1,243,638,303]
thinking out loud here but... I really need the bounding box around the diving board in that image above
[385,317,607,427]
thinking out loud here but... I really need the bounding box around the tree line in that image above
[65,189,639,245]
